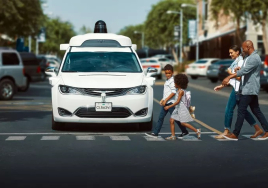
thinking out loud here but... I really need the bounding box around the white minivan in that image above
[46,33,156,130]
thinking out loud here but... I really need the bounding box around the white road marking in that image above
[144,136,165,141]
[110,136,130,141]
[0,132,215,136]
[41,136,60,140]
[182,135,201,141]
[243,135,262,141]
[5,136,26,141]
[76,136,95,140]
[210,135,234,141]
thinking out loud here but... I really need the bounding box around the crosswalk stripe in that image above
[182,135,201,141]
[76,136,95,140]
[5,136,26,141]
[110,136,130,141]
[210,135,234,141]
[41,136,60,140]
[242,135,262,141]
[144,136,165,141]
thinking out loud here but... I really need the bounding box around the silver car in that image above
[0,48,27,100]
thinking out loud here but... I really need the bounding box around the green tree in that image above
[210,0,246,45]
[246,0,268,54]
[144,0,195,48]
[39,17,76,57]
[80,25,92,34]
[118,24,144,49]
[0,0,44,37]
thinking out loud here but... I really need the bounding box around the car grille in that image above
[75,107,132,118]
[76,88,130,97]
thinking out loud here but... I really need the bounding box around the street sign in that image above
[174,31,179,37]
[188,20,196,39]
[37,28,46,42]
[174,25,180,32]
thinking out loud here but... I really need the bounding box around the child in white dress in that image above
[164,74,201,140]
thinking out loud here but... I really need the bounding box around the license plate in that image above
[95,102,112,111]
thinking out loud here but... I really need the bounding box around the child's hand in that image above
[214,85,224,91]
[162,100,167,106]
[164,106,169,110]
[234,67,241,72]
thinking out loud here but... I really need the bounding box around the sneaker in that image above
[177,132,189,139]
[145,132,158,138]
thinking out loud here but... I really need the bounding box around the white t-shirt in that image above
[162,76,176,104]
[229,58,244,92]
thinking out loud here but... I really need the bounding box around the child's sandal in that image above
[196,129,201,139]
[165,135,177,140]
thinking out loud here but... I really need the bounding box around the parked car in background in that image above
[260,66,268,92]
[37,55,49,79]
[185,58,219,79]
[0,47,27,100]
[152,54,174,61]
[207,59,233,83]
[140,58,162,79]
[20,52,45,84]
[47,59,60,69]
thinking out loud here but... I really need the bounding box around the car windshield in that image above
[61,52,142,73]
[195,60,208,64]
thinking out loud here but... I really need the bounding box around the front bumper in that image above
[52,86,153,123]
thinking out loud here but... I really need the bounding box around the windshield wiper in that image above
[62,71,80,72]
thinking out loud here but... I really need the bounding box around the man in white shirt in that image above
[145,64,188,138]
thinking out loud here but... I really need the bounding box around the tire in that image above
[52,113,64,130]
[157,74,162,80]
[210,78,218,83]
[41,72,46,81]
[191,76,198,79]
[0,79,15,100]
[18,77,30,92]
[139,114,153,131]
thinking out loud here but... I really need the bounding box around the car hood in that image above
[60,73,144,88]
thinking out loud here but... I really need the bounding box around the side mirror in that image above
[45,67,56,77]
[132,44,137,51]
[146,67,157,77]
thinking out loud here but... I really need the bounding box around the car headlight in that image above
[126,86,147,95]
[59,85,82,94]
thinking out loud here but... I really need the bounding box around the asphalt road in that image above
[0,77,268,188]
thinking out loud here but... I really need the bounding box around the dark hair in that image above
[174,74,188,89]
[229,45,241,54]
[164,64,173,72]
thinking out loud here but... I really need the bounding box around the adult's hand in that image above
[222,77,230,86]
[214,85,224,91]
[234,67,241,72]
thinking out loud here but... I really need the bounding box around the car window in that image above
[2,53,20,65]
[211,60,219,64]
[158,58,168,61]
[195,60,208,64]
[214,60,233,65]
[62,52,142,73]
[141,59,157,63]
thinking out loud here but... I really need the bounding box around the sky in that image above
[45,0,162,34]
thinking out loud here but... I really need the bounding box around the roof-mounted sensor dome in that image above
[94,20,107,33]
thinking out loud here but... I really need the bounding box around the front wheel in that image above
[210,78,218,83]
[191,76,198,79]
[0,79,15,100]
[52,114,64,130]
[139,114,153,131]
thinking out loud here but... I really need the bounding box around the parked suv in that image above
[0,48,27,100]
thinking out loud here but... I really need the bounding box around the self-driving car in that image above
[46,21,156,130]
